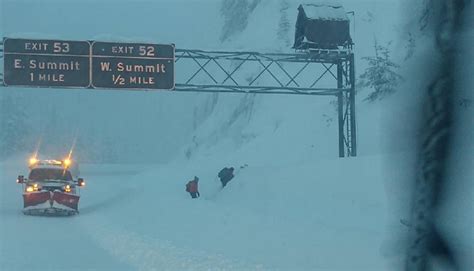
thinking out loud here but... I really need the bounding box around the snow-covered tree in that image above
[100,136,119,163]
[74,129,102,163]
[358,40,403,102]
[0,91,29,159]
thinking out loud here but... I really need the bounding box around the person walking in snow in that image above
[185,176,200,198]
[218,167,234,188]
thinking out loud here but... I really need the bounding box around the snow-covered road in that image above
[0,161,134,270]
[0,157,393,271]
[0,161,267,270]
[1,154,472,270]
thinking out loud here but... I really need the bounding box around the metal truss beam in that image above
[174,48,357,157]
[174,49,352,95]
[175,48,352,63]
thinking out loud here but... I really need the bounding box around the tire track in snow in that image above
[80,216,266,271]
[79,186,139,214]
[77,167,267,270]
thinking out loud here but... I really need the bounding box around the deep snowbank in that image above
[76,153,412,270]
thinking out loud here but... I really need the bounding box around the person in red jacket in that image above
[185,176,200,198]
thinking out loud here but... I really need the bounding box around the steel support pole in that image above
[349,53,357,156]
[337,62,344,157]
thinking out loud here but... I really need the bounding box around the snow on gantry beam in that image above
[175,48,352,64]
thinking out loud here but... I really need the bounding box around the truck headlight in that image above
[26,183,41,192]
[64,185,71,193]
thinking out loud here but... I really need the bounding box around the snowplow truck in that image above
[17,158,85,216]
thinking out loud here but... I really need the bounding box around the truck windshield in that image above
[28,168,73,181]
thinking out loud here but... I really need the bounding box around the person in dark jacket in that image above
[185,176,200,198]
[218,167,234,188]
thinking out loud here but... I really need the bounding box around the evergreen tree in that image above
[0,92,29,159]
[358,40,403,102]
[101,136,118,163]
[75,129,101,163]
